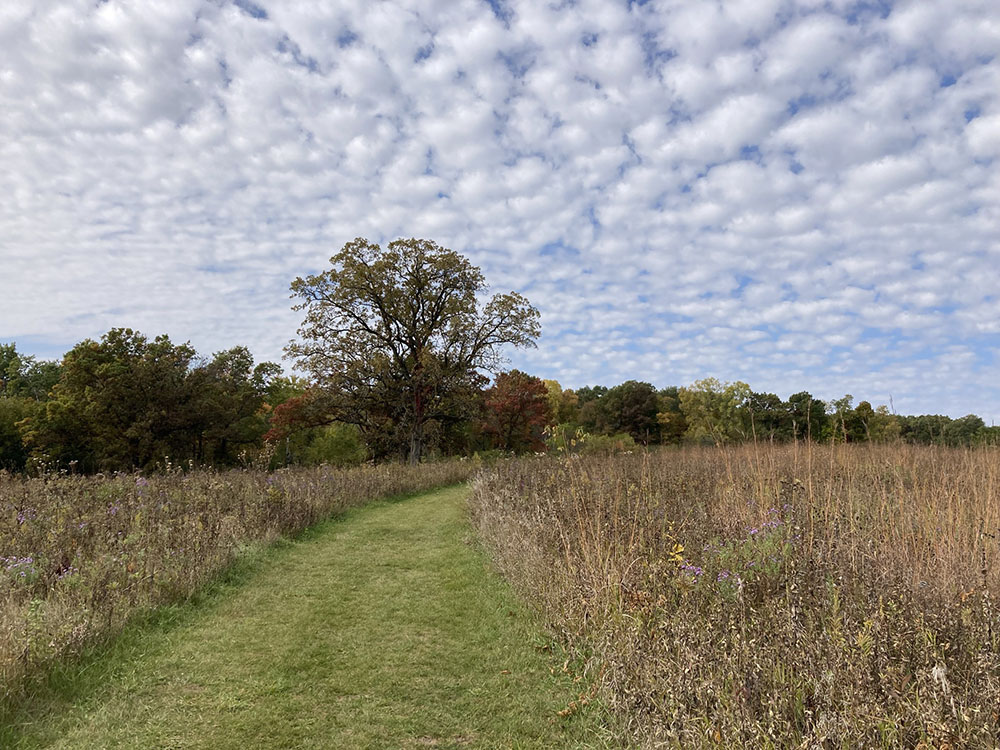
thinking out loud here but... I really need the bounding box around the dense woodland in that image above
[1,334,995,475]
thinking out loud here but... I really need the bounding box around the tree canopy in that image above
[582,380,660,444]
[18,329,279,472]
[483,370,551,453]
[678,378,752,445]
[287,237,540,462]
[0,343,60,400]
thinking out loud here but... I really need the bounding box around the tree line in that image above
[3,335,993,475]
[0,334,292,473]
[2,237,994,473]
[536,377,997,451]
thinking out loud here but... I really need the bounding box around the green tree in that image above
[787,391,827,441]
[21,330,278,471]
[21,330,198,470]
[186,347,282,464]
[977,425,1000,445]
[943,414,986,446]
[852,400,876,442]
[869,405,902,442]
[827,394,858,442]
[575,385,607,407]
[287,238,539,463]
[0,344,58,472]
[898,414,951,444]
[745,391,791,441]
[302,423,367,465]
[656,386,687,444]
[678,378,752,445]
[542,380,579,425]
[0,397,37,472]
[0,343,60,400]
[576,385,608,433]
[597,380,661,444]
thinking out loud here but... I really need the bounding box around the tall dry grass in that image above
[0,460,474,707]
[470,444,1000,748]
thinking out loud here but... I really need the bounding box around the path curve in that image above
[8,485,608,749]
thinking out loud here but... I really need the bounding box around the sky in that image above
[1,0,999,421]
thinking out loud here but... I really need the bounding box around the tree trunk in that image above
[408,423,423,465]
[409,376,425,464]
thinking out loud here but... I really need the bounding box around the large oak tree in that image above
[287,238,540,463]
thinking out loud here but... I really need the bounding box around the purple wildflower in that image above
[679,562,704,577]
[3,556,37,579]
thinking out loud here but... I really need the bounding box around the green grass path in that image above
[5,486,609,749]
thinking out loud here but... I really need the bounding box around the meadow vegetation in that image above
[470,443,1000,748]
[0,459,474,711]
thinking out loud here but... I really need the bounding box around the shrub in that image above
[544,424,636,456]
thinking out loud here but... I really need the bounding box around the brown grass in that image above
[469,444,1000,748]
[0,459,475,707]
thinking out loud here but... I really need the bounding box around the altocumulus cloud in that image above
[1,0,998,420]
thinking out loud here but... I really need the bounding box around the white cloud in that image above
[0,0,999,422]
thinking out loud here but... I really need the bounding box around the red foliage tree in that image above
[263,390,331,443]
[483,370,552,453]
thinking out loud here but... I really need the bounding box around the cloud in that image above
[0,0,999,421]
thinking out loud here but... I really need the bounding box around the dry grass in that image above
[0,460,475,708]
[469,444,1000,748]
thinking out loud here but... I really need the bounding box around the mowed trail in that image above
[8,486,608,749]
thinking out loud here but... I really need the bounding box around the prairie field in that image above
[0,460,475,710]
[470,444,1000,748]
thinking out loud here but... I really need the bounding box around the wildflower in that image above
[679,562,704,577]
[3,556,37,580]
